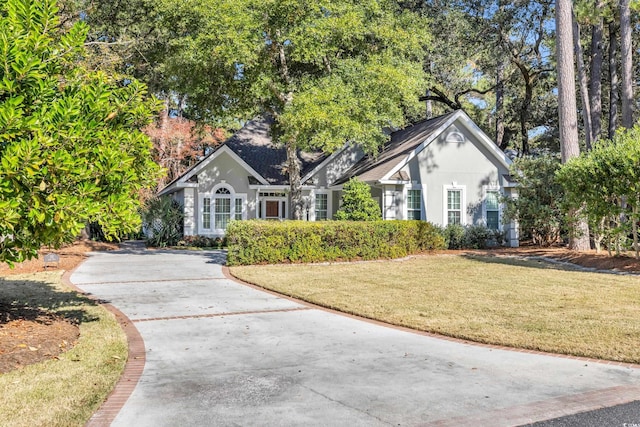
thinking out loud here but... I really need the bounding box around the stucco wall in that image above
[190,150,256,235]
[403,123,510,226]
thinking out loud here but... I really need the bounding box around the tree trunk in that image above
[573,16,593,149]
[620,0,634,128]
[556,0,590,251]
[286,140,304,220]
[495,60,505,148]
[608,22,619,139]
[589,6,604,142]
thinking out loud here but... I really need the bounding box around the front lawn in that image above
[230,254,640,363]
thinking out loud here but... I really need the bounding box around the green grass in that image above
[0,271,127,427]
[230,254,640,363]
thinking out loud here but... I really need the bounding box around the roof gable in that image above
[337,110,511,184]
[159,117,328,195]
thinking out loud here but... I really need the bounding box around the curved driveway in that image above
[70,249,640,426]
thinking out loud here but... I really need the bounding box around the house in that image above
[158,110,519,246]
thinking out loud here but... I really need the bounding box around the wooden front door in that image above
[265,200,279,218]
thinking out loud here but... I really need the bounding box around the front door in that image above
[265,200,280,219]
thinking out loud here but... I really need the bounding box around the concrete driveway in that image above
[70,249,640,427]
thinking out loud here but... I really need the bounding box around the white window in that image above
[202,197,211,229]
[407,189,422,220]
[484,189,500,230]
[443,185,466,226]
[315,193,328,220]
[214,190,231,230]
[235,198,243,221]
[200,186,244,232]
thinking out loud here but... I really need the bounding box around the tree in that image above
[145,109,225,188]
[335,178,382,221]
[142,0,429,219]
[620,0,634,128]
[0,0,160,264]
[555,0,590,250]
[503,156,565,246]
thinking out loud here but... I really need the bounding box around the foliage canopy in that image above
[0,0,160,264]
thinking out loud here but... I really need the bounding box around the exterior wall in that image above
[403,123,510,228]
[192,151,253,236]
[311,145,364,188]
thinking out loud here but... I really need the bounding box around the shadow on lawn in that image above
[461,253,597,273]
[0,276,98,326]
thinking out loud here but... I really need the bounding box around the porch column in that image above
[184,187,196,236]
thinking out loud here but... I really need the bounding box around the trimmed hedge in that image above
[226,220,446,266]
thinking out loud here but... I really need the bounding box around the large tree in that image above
[555,0,590,251]
[0,0,160,264]
[145,0,430,219]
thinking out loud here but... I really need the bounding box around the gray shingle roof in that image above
[336,112,457,184]
[224,117,326,185]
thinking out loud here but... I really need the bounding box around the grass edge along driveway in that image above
[230,254,640,364]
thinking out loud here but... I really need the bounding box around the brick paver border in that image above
[63,270,146,427]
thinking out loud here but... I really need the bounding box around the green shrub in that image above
[334,178,382,220]
[444,224,466,249]
[142,197,184,247]
[442,224,500,249]
[226,220,445,266]
[178,235,227,248]
[464,225,495,249]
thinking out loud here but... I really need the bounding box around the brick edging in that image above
[62,268,146,427]
[222,265,640,370]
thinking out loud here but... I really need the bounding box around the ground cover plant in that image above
[230,253,640,364]
[0,262,126,426]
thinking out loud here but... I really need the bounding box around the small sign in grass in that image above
[230,254,640,364]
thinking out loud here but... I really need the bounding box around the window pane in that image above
[448,211,461,225]
[486,191,499,210]
[235,198,242,221]
[407,190,421,220]
[315,194,328,220]
[448,190,460,210]
[215,198,231,229]
[202,198,211,229]
[408,190,421,210]
[487,211,499,230]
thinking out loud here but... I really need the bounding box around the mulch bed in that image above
[0,241,118,374]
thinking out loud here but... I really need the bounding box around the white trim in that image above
[312,190,331,221]
[379,179,411,185]
[443,184,467,226]
[198,183,239,235]
[404,184,425,221]
[159,145,268,196]
[380,110,512,183]
[249,184,290,191]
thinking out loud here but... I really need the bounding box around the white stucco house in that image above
[159,110,519,246]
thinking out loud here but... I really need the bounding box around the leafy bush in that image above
[226,220,445,265]
[503,155,565,246]
[142,197,184,247]
[464,225,496,249]
[335,178,382,221]
[441,224,502,249]
[178,235,227,249]
[443,224,466,249]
